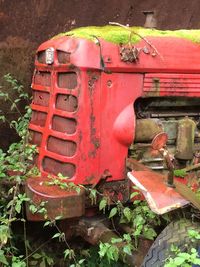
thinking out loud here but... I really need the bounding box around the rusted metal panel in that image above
[57,72,77,89]
[52,115,77,134]
[100,179,130,204]
[42,157,76,177]
[175,117,196,160]
[144,73,200,97]
[99,73,143,183]
[34,71,51,86]
[128,170,189,214]
[135,119,163,142]
[25,176,85,221]
[37,36,200,74]
[85,179,130,208]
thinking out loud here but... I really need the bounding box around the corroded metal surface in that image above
[151,132,168,150]
[25,176,85,221]
[135,119,163,142]
[128,170,189,214]
[175,117,196,160]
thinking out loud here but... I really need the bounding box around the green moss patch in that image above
[53,25,200,44]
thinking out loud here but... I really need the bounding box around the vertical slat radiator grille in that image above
[29,54,79,179]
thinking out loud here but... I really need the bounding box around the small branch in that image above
[182,163,200,172]
[23,238,51,261]
[109,22,163,59]
[22,206,29,267]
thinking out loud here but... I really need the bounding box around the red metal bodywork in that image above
[27,34,200,219]
[128,171,189,214]
[29,36,200,184]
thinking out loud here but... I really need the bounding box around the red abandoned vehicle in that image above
[25,25,200,266]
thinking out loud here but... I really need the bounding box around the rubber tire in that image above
[141,219,200,267]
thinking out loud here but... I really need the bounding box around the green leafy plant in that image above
[46,174,81,194]
[0,74,38,266]
[30,251,54,267]
[174,169,187,178]
[164,230,200,267]
[108,191,160,248]
[96,188,161,264]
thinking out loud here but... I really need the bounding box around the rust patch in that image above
[120,45,140,62]
[88,71,100,158]
[85,179,130,207]
[25,176,85,221]
[85,175,95,184]
[152,77,160,95]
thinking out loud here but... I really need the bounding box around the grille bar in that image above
[29,63,79,179]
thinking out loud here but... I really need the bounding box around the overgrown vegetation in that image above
[164,229,200,267]
[54,25,200,44]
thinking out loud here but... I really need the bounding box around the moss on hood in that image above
[53,25,200,44]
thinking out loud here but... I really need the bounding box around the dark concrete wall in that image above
[1,0,200,86]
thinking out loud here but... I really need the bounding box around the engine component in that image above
[135,118,163,142]
[175,117,196,160]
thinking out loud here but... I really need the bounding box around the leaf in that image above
[123,245,132,256]
[107,245,119,262]
[89,189,97,205]
[29,260,38,266]
[64,249,70,259]
[78,259,85,264]
[143,227,157,240]
[46,256,54,265]
[12,263,26,267]
[32,253,42,259]
[130,191,139,199]
[39,259,46,267]
[98,242,109,258]
[193,258,200,264]
[173,256,185,265]
[75,187,81,194]
[0,115,5,122]
[15,201,22,213]
[170,244,179,253]
[52,233,61,239]
[0,250,8,265]
[29,204,38,214]
[123,233,131,242]
[191,248,197,253]
[55,215,63,220]
[123,207,132,222]
[111,237,122,244]
[178,252,191,260]
[99,198,107,211]
[43,221,51,227]
[109,207,117,218]
[11,103,17,111]
[64,249,75,260]
[0,225,10,244]
[133,199,141,205]
[174,169,186,177]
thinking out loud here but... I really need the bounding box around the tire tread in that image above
[141,219,200,267]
